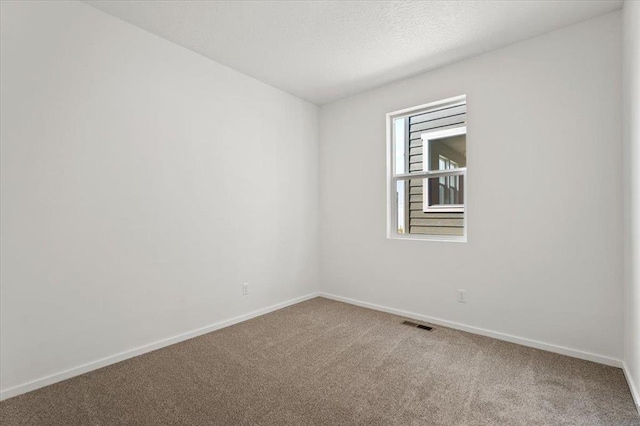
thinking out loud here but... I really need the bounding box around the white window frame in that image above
[386,95,467,242]
[422,126,466,213]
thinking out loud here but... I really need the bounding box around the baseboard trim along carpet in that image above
[623,362,640,414]
[0,292,320,401]
[319,292,623,369]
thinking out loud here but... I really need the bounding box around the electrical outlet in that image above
[242,283,249,296]
[457,290,466,303]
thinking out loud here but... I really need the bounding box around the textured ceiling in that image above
[84,1,622,105]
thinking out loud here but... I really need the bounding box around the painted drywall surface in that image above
[623,0,640,406]
[84,1,623,105]
[0,1,319,392]
[320,12,623,360]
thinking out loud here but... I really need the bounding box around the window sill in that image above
[388,234,467,243]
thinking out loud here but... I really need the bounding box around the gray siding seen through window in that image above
[406,104,466,236]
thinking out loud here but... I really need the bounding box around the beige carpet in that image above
[1,297,638,425]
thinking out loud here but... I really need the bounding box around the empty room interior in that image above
[1,0,640,424]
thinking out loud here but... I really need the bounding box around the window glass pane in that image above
[426,175,465,207]
[404,177,464,236]
[395,180,406,234]
[394,118,406,174]
[427,134,466,172]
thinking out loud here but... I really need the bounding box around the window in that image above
[387,95,467,241]
[422,126,466,213]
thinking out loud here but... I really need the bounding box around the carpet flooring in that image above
[1,297,638,425]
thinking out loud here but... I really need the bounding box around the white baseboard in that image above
[319,292,623,368]
[0,292,320,401]
[623,362,640,414]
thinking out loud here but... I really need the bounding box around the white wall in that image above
[0,1,319,395]
[623,0,640,409]
[320,12,623,363]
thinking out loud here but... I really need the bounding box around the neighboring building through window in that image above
[387,96,467,241]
